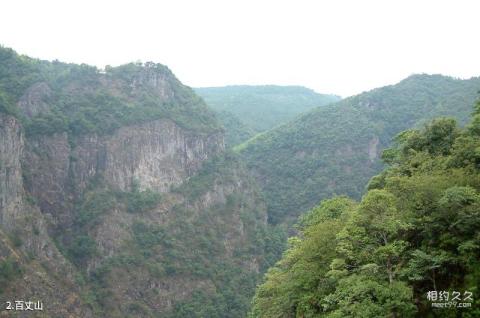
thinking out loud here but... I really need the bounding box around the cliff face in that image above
[82,153,268,317]
[0,47,270,317]
[0,114,93,318]
[24,118,224,231]
[0,115,23,229]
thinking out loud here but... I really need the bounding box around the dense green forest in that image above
[2,44,479,317]
[0,46,221,136]
[214,110,257,146]
[250,100,480,317]
[236,75,480,225]
[195,86,340,146]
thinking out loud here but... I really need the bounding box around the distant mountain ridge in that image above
[236,74,480,225]
[195,85,340,146]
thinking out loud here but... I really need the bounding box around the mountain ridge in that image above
[195,85,340,146]
[236,73,480,225]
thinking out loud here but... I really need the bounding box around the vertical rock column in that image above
[0,114,24,229]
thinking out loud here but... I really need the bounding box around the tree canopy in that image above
[250,100,480,317]
[196,85,340,146]
[237,74,480,225]
[0,46,221,137]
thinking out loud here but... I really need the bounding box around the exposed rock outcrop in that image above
[368,135,379,162]
[17,82,52,118]
[23,119,224,232]
[0,114,93,318]
[0,114,23,228]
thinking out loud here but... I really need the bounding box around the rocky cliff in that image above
[0,46,272,317]
[23,118,224,232]
[0,115,23,229]
[0,113,94,317]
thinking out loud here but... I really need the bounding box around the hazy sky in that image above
[1,0,479,97]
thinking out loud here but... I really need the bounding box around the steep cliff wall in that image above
[0,115,23,229]
[16,119,265,317]
[0,114,93,317]
[23,118,223,232]
[79,154,269,317]
[0,46,271,318]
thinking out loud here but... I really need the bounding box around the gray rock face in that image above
[23,132,72,229]
[0,108,265,317]
[101,119,223,192]
[86,157,267,316]
[0,114,24,228]
[17,82,52,118]
[24,118,224,229]
[0,113,93,318]
[368,136,380,162]
[129,65,176,99]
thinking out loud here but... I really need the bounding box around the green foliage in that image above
[126,301,153,316]
[195,85,340,145]
[323,275,415,318]
[69,183,162,270]
[0,46,221,136]
[90,153,280,318]
[75,183,162,227]
[0,257,23,294]
[250,197,354,318]
[257,224,288,272]
[132,221,167,250]
[125,188,162,214]
[251,105,480,317]
[298,195,356,229]
[237,74,480,225]
[0,89,17,116]
[76,189,117,227]
[215,110,257,147]
[68,235,97,264]
[173,150,240,200]
[9,230,23,248]
[0,46,41,108]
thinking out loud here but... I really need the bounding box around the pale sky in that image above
[1,0,479,97]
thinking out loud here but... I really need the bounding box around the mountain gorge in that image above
[1,44,479,318]
[195,86,340,146]
[0,47,279,317]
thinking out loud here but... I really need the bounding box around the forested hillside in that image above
[250,101,480,317]
[0,46,221,136]
[236,75,480,224]
[2,44,479,318]
[195,86,340,146]
[214,110,257,146]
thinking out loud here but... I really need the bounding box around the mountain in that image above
[214,110,257,147]
[3,44,479,317]
[236,74,480,225]
[250,105,480,317]
[0,46,281,317]
[195,85,340,146]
